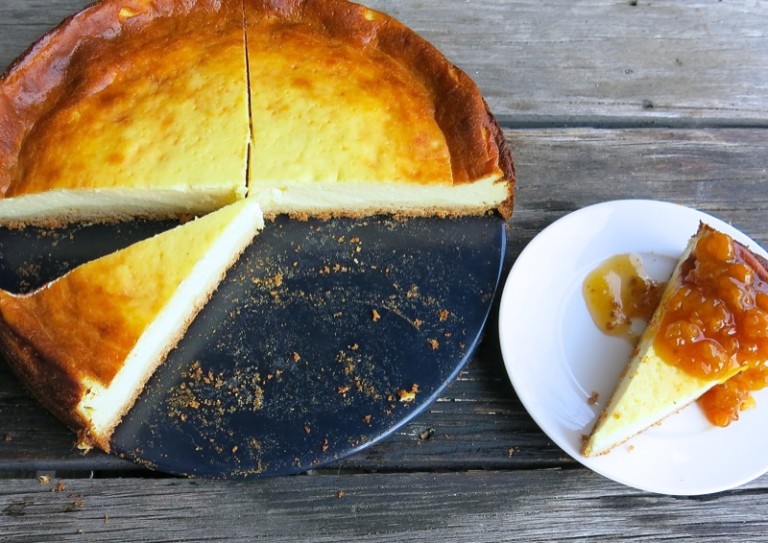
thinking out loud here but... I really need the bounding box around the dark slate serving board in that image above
[0,214,506,477]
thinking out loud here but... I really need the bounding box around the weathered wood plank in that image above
[2,470,768,542]
[2,0,768,124]
[2,127,767,475]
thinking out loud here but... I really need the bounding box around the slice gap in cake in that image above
[0,198,263,451]
[583,223,768,457]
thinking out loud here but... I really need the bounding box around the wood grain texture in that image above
[2,470,768,543]
[1,0,768,124]
[2,0,768,540]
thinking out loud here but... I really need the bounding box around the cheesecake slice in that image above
[244,0,514,219]
[0,199,263,451]
[583,224,768,457]
[0,0,249,225]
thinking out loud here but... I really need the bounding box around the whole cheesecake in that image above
[583,224,768,457]
[0,0,515,454]
[0,0,515,225]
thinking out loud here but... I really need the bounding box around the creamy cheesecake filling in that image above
[0,187,247,223]
[76,200,263,439]
[250,175,508,217]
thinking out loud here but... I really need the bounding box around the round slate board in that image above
[0,215,505,477]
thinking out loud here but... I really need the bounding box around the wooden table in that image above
[2,1,768,541]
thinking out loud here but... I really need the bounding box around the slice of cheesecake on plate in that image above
[0,0,250,225]
[0,198,263,451]
[583,223,768,457]
[244,0,515,219]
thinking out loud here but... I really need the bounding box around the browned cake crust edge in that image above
[0,297,92,444]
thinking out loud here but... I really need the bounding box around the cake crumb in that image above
[427,338,439,350]
[371,309,381,322]
[65,494,84,512]
[397,384,419,403]
[292,352,301,362]
[587,391,600,405]
[438,309,450,322]
[336,490,345,498]
[418,427,435,441]
[38,475,51,485]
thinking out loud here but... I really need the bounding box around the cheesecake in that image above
[583,224,768,457]
[0,199,263,451]
[0,0,515,454]
[245,0,514,218]
[0,0,514,226]
[0,0,250,225]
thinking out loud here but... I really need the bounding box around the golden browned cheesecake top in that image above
[0,0,514,223]
[0,200,246,385]
[0,0,249,216]
[247,0,512,185]
[247,20,454,186]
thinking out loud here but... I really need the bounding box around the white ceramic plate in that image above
[499,199,768,495]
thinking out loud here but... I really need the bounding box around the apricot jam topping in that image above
[584,228,768,428]
[654,229,768,426]
[583,253,663,342]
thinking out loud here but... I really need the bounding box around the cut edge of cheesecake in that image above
[251,174,510,221]
[0,198,264,451]
[0,186,248,229]
[582,224,766,457]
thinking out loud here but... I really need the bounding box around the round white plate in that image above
[499,199,768,495]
